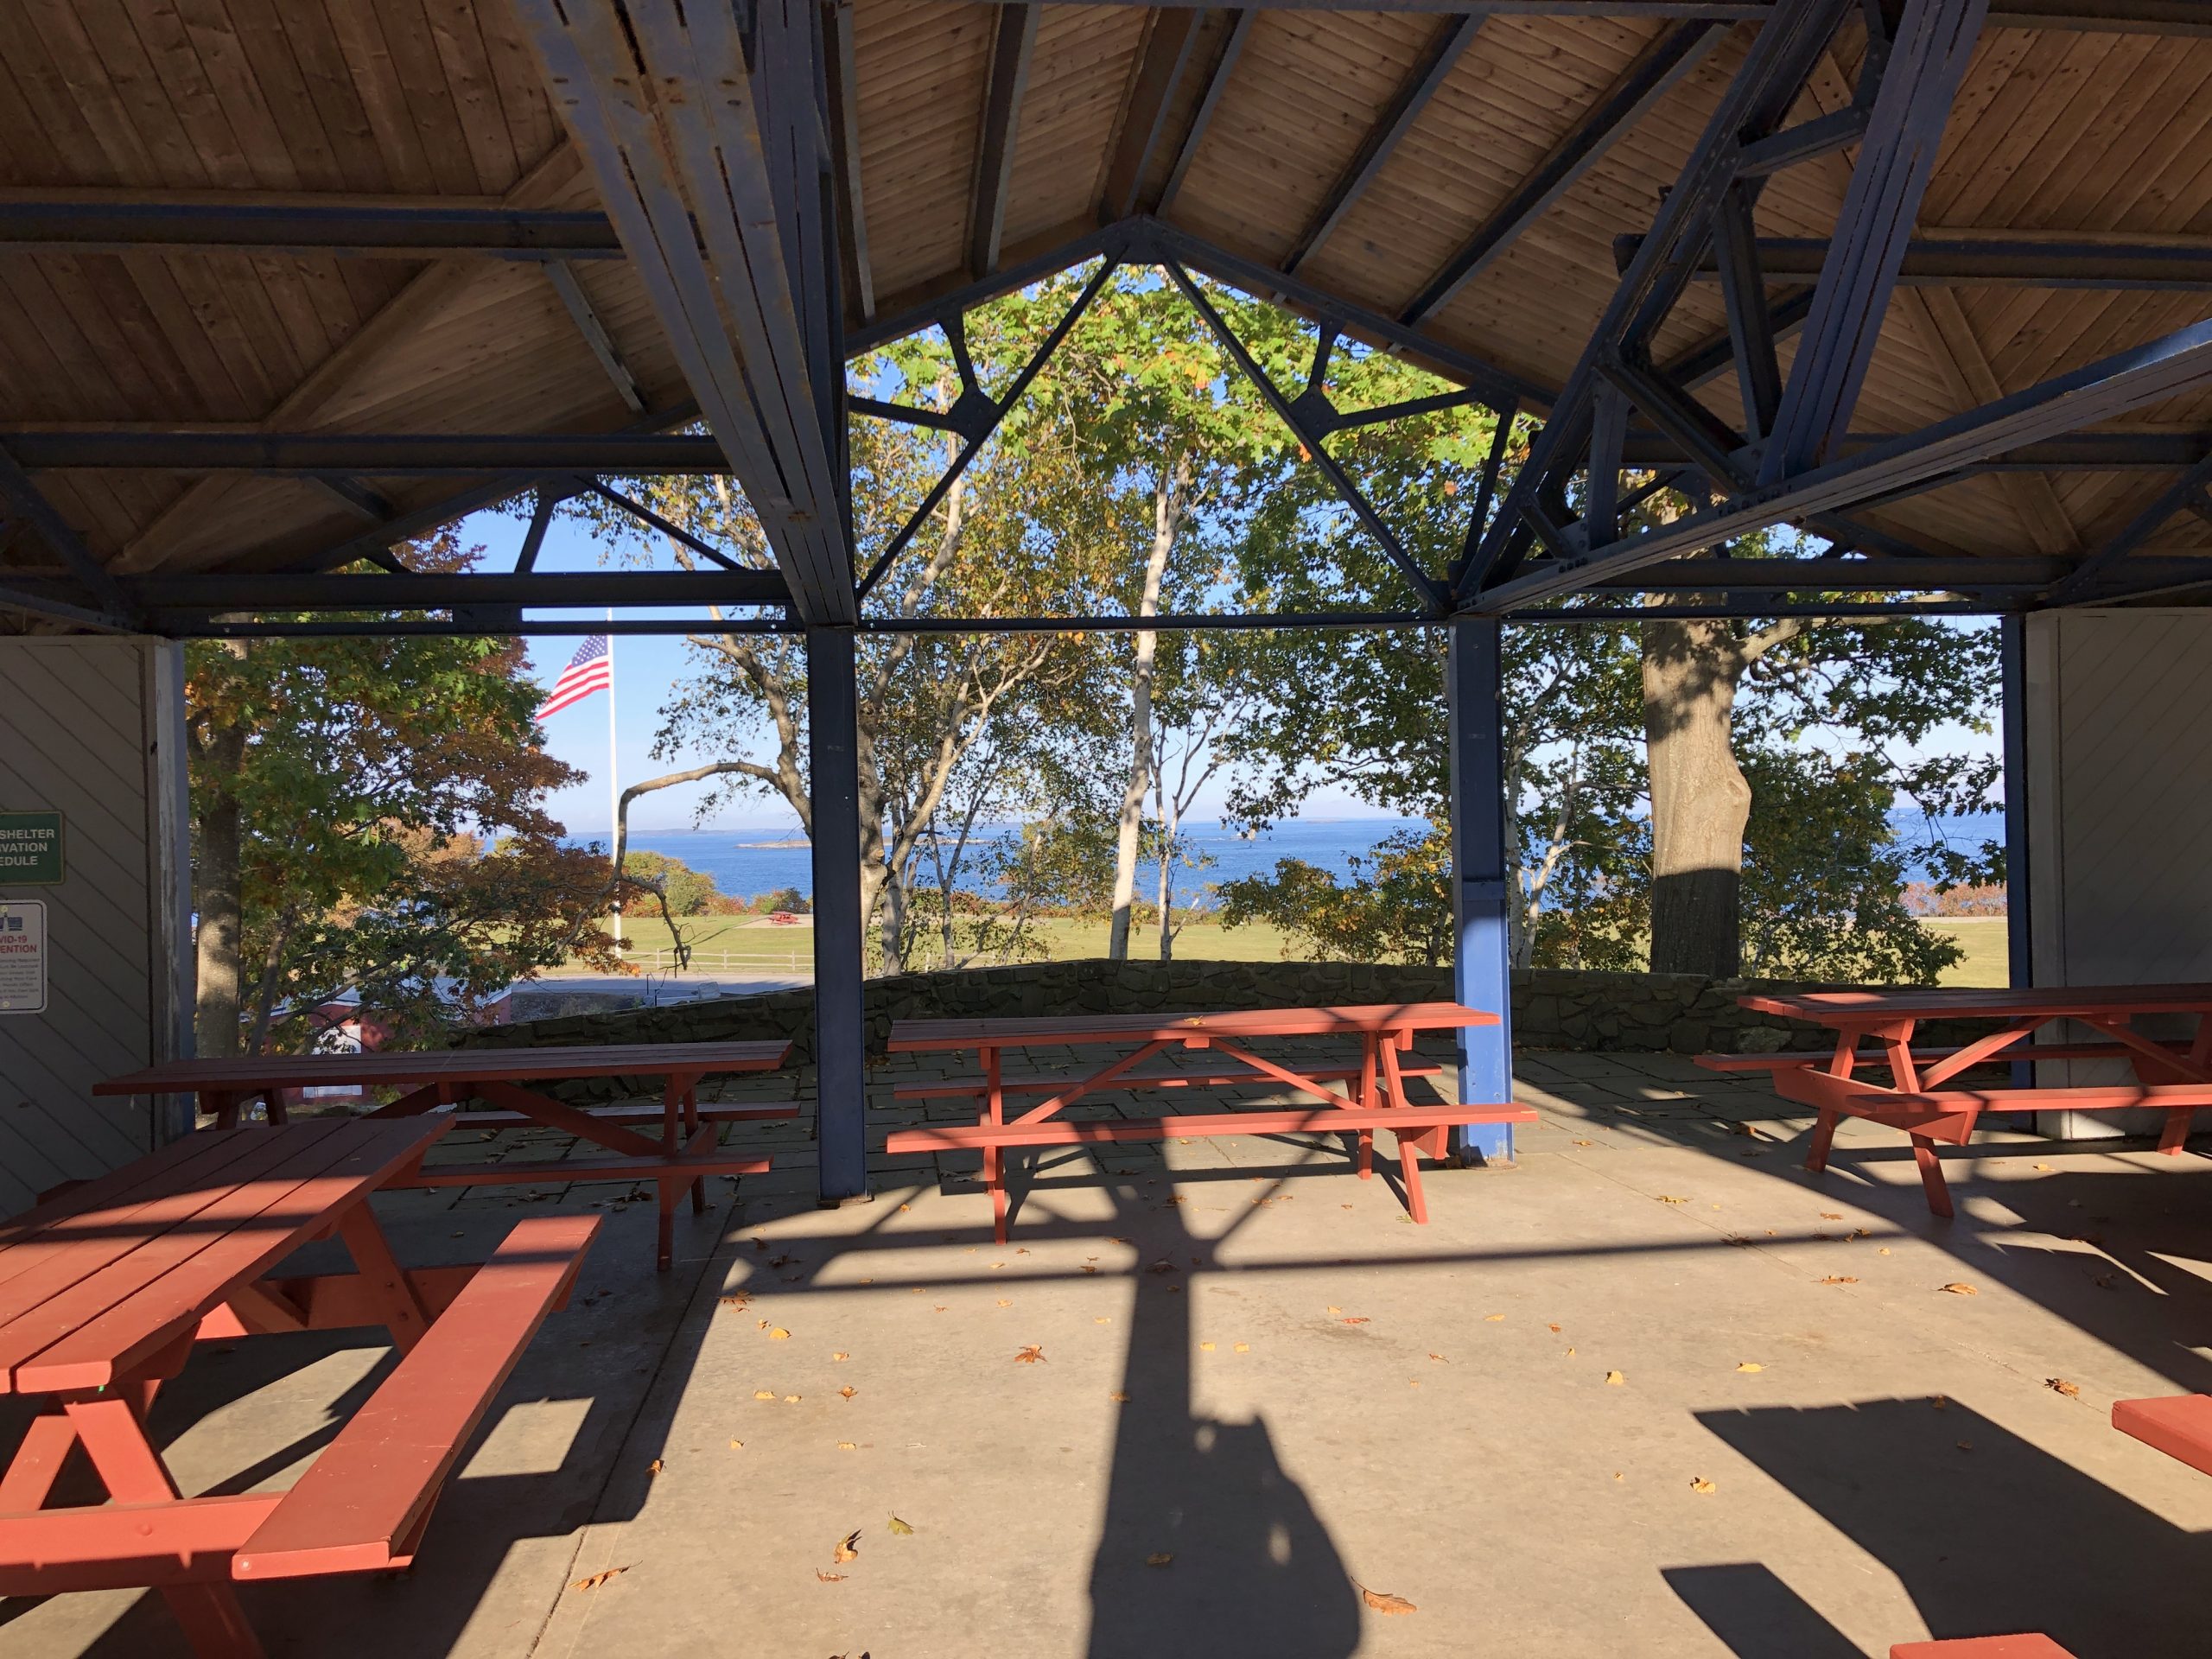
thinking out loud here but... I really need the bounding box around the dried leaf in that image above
[1358,1585,1418,1616]
[1014,1344,1046,1364]
[728,1439,743,1449]
[785,1395,802,1403]
[1956,1440,1974,1452]
[1325,1306,1342,1314]
[1658,1196,1688,1205]
[1234,1343,1250,1353]
[1145,1553,1173,1568]
[837,1441,857,1451]
[1199,1341,1216,1352]
[648,1459,664,1477]
[2047,1376,2082,1398]
[832,1351,849,1362]
[1818,1275,1859,1286]
[570,1565,632,1592]
[1940,1282,1979,1296]
[1109,1390,1131,1402]
[815,1570,846,1584]
[1930,1395,1948,1409]
[768,1327,791,1341]
[1339,1316,1370,1326]
[1572,1139,1594,1148]
[1548,1324,1561,1333]
[1605,1370,1625,1387]
[1735,1362,1764,1373]
[995,1299,1012,1308]
[1428,1353,1446,1363]
[1484,1313,1506,1323]
[833,1529,861,1565]
[1820,1211,1844,1221]
[840,1385,857,1400]
[1690,1477,1716,1494]
[887,1515,915,1535]
[754,1390,777,1401]
[1146,1260,1175,1275]
[1878,1247,1892,1255]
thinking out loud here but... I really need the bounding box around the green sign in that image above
[0,812,63,886]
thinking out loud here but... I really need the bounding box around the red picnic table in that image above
[0,1116,598,1658]
[885,1002,1533,1241]
[97,1040,793,1270]
[1707,984,2212,1217]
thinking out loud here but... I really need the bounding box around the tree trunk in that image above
[1154,820,1174,962]
[193,721,247,1059]
[1641,619,1751,977]
[1109,458,1185,958]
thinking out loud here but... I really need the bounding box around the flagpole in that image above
[607,609,622,953]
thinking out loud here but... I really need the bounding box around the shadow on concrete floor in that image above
[1693,1398,2212,1659]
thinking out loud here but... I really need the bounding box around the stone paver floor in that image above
[6,1050,2211,1657]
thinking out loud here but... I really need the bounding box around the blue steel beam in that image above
[807,626,870,1203]
[1760,0,1989,480]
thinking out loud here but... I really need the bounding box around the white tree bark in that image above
[1108,456,1186,958]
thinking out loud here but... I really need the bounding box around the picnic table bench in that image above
[98,1040,793,1269]
[0,1117,597,1657]
[1700,985,2212,1217]
[885,1002,1533,1241]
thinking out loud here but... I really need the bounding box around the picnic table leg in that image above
[209,1090,238,1131]
[1910,1135,1955,1218]
[985,1045,1008,1245]
[0,1408,78,1510]
[1805,1109,1840,1173]
[1377,1039,1429,1224]
[335,1203,431,1352]
[2158,1109,2195,1155]
[263,1088,288,1127]
[63,1393,265,1657]
[1356,1038,1377,1180]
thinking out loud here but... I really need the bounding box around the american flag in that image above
[536,634,612,721]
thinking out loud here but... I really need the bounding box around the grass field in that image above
[556,912,2012,986]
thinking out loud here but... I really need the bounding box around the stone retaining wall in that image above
[456,958,1942,1064]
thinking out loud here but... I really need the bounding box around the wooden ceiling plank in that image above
[469,0,563,168]
[9,3,163,183]
[543,259,646,415]
[1909,285,2077,550]
[1398,18,1727,326]
[359,0,486,196]
[1282,11,1484,275]
[1100,7,1204,221]
[316,1,440,194]
[971,3,1039,276]
[116,0,273,188]
[162,0,310,190]
[1156,9,1255,219]
[261,1,391,193]
[222,0,357,193]
[418,0,522,191]
[113,251,259,417]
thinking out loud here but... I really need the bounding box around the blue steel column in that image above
[808,625,868,1202]
[2000,615,2033,1089]
[1447,616,1515,1165]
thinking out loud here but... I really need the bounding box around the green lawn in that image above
[556,911,2011,985]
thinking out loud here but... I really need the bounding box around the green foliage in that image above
[1217,827,1454,967]
[618,849,722,916]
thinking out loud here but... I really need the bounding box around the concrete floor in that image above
[7,1050,2212,1658]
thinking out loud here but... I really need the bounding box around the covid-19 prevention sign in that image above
[0,901,45,1014]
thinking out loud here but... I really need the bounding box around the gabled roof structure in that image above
[1,0,2209,635]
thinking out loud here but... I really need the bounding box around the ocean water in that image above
[577,808,2004,907]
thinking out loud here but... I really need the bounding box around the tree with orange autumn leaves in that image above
[185,532,619,1056]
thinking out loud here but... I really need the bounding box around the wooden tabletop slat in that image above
[1741,984,2212,1021]
[94,1039,793,1096]
[0,1119,447,1395]
[887,1002,1497,1052]
[0,1128,266,1268]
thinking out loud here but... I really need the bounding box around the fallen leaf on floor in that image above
[1690,1477,1715,1494]
[1429,1353,1446,1363]
[1082,1264,1100,1274]
[2048,1377,2082,1398]
[1484,1313,1506,1322]
[1095,1316,1112,1325]
[1548,1324,1561,1333]
[1572,1139,1594,1148]
[1605,1370,1625,1387]
[834,1530,861,1565]
[785,1395,802,1403]
[757,1319,770,1331]
[1820,1211,1844,1221]
[1878,1247,1892,1255]
[815,1570,846,1584]
[1567,1346,1576,1357]
[1956,1441,1974,1452]
[888,1515,914,1535]
[768,1328,791,1341]
[1339,1316,1370,1326]
[1818,1275,1859,1286]
[840,1386,857,1400]
[754,1390,776,1401]
[1658,1195,1688,1205]
[837,1441,857,1451]
[1146,1553,1173,1568]
[991,1263,1005,1271]
[2034,1162,2053,1171]
[648,1459,664,1477]
[720,1295,747,1307]
[995,1299,1012,1308]
[1235,1343,1250,1353]
[1940,1282,1979,1296]
[1109,1390,1131,1402]
[752,1239,768,1251]
[933,1306,947,1313]
[1736,1362,1764,1373]
[1014,1345,1046,1364]
[1326,1305,1342,1314]
[1341,1204,1353,1210]
[1199,1341,1216,1352]
[1147,1260,1175,1274]
[832,1351,849,1362]
[570,1566,632,1591]
[1931,1395,1948,1409]
[1358,1585,1417,1615]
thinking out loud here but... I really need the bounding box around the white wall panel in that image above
[0,639,190,1216]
